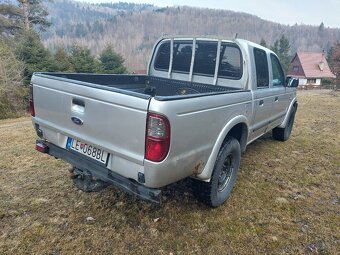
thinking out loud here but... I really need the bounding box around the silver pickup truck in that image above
[30,37,298,207]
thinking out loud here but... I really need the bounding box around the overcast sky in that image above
[76,0,340,28]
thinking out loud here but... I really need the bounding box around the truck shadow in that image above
[94,132,279,218]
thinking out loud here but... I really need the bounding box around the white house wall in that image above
[299,78,307,85]
[298,78,321,85]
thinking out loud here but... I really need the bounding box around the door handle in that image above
[72,98,85,113]
[72,98,85,107]
[259,99,264,106]
[274,96,279,102]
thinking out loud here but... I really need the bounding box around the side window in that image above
[254,48,269,88]
[154,42,170,70]
[218,44,242,79]
[172,42,192,73]
[270,54,285,86]
[193,41,217,76]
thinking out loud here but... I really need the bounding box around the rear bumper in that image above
[37,140,161,204]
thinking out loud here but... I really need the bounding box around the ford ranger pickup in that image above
[30,37,298,207]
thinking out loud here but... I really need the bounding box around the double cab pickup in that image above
[30,37,298,207]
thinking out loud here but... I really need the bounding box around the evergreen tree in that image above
[75,23,87,37]
[318,22,325,33]
[17,0,51,32]
[327,47,334,69]
[271,35,292,74]
[99,45,127,74]
[0,1,51,35]
[54,47,72,72]
[259,38,267,48]
[92,20,104,34]
[278,35,290,56]
[331,43,340,90]
[15,30,55,84]
[70,44,99,73]
[0,4,22,35]
[271,40,279,55]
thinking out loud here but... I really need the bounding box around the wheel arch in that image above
[278,98,298,128]
[196,115,249,181]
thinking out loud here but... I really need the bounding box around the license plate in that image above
[66,137,109,164]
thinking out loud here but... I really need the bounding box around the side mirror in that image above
[286,77,299,88]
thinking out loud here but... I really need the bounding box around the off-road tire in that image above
[72,168,109,192]
[193,137,241,207]
[272,107,297,141]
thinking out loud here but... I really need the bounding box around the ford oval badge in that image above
[71,116,83,126]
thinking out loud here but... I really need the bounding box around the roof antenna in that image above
[234,33,238,39]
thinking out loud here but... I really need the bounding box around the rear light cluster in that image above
[29,84,35,117]
[36,141,48,153]
[145,113,170,162]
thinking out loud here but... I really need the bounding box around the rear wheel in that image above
[71,167,109,192]
[272,107,297,141]
[193,137,241,207]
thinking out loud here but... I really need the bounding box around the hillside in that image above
[42,0,340,71]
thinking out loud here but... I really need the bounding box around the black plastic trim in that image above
[39,140,161,204]
[33,73,248,102]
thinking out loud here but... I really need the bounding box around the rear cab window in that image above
[154,42,170,70]
[193,41,217,76]
[153,39,243,82]
[172,41,193,73]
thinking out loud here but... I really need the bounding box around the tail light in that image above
[36,141,48,153]
[29,84,35,117]
[145,113,170,162]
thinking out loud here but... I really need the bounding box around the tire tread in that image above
[193,137,240,207]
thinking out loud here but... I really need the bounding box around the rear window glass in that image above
[172,42,193,73]
[154,42,170,70]
[193,41,217,76]
[154,40,242,80]
[218,44,242,79]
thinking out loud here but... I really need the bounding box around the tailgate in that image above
[31,75,150,166]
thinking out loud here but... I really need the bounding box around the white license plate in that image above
[66,137,109,164]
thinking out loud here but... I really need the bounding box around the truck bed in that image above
[35,73,243,100]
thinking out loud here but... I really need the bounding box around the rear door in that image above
[32,74,150,165]
[251,47,274,139]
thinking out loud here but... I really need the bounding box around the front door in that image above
[268,54,292,130]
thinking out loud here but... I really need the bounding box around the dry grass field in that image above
[0,90,339,254]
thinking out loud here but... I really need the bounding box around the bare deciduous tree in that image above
[0,40,24,92]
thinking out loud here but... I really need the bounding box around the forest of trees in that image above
[41,1,340,71]
[0,0,127,119]
[0,0,340,119]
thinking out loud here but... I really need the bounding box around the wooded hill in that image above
[42,0,340,71]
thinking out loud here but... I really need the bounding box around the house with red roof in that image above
[287,52,336,89]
